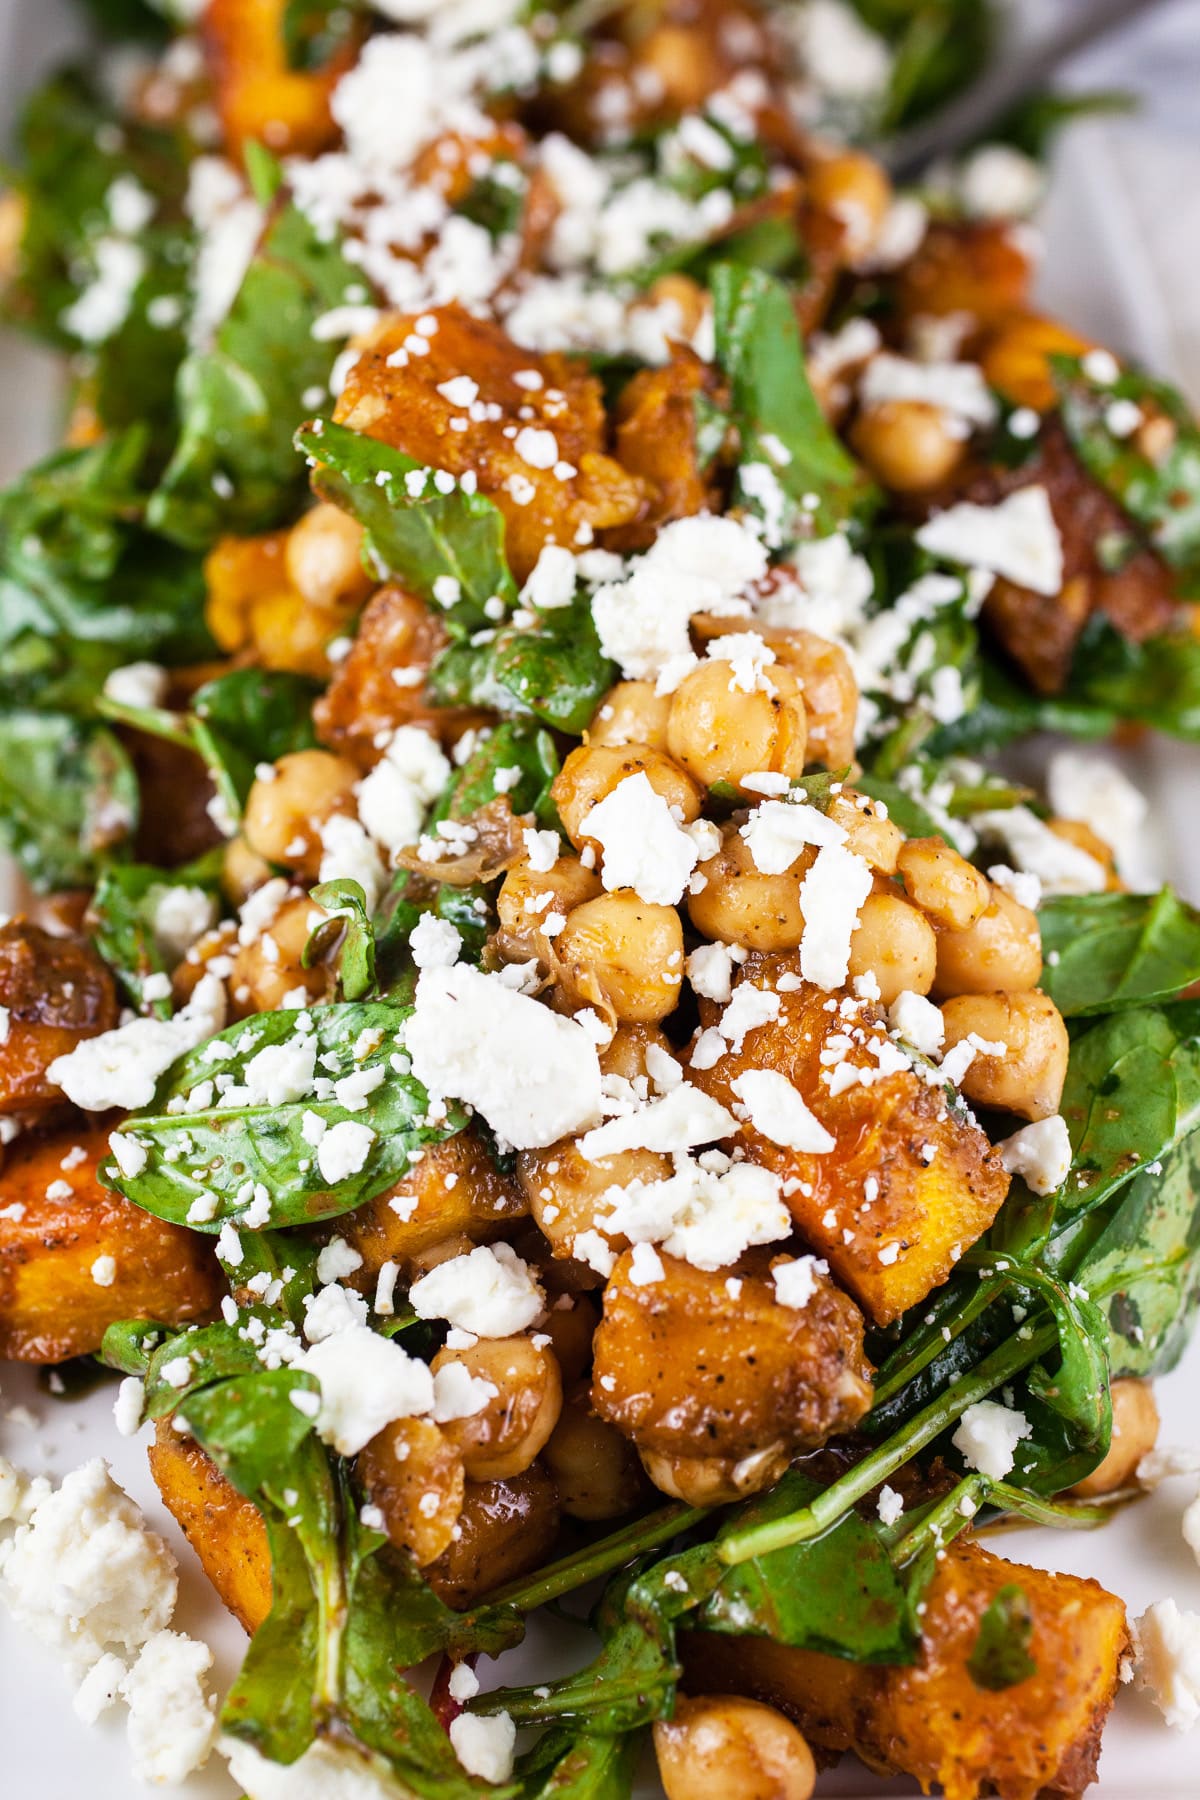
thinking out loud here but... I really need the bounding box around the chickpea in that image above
[769,631,858,770]
[230,894,330,1014]
[222,836,274,907]
[357,1417,464,1565]
[552,743,702,855]
[666,658,807,794]
[1070,1379,1159,1499]
[407,1233,477,1281]
[640,1444,790,1508]
[807,149,892,264]
[828,791,904,874]
[940,989,1069,1120]
[637,272,708,341]
[851,400,968,493]
[432,1336,562,1482]
[539,1293,599,1385]
[173,922,238,1006]
[587,681,671,751]
[424,1465,560,1610]
[934,883,1042,997]
[600,1022,676,1087]
[285,502,372,614]
[654,1696,816,1800]
[543,1386,646,1521]
[897,836,990,931]
[688,825,808,952]
[557,892,684,1023]
[980,313,1093,411]
[242,749,359,876]
[847,888,937,1005]
[519,1139,671,1258]
[250,587,343,678]
[496,859,602,959]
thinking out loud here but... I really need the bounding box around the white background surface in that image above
[3,2,1200,1794]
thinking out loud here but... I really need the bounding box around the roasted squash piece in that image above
[688,953,1010,1325]
[0,1128,221,1361]
[681,1536,1128,1800]
[204,0,353,160]
[607,349,725,551]
[149,1422,272,1634]
[312,584,488,767]
[333,305,645,582]
[424,1463,560,1610]
[0,922,117,1118]
[592,1250,872,1472]
[340,1130,528,1280]
[892,220,1035,331]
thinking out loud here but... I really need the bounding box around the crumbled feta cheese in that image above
[1046,750,1147,879]
[973,806,1107,896]
[1132,1600,1200,1731]
[121,1629,217,1784]
[888,990,945,1057]
[304,1282,369,1342]
[222,1733,420,1800]
[578,1083,736,1160]
[241,1036,318,1107]
[447,1661,480,1703]
[74,1652,127,1724]
[860,352,997,430]
[102,661,169,711]
[299,1328,434,1455]
[113,1377,145,1438]
[49,974,227,1112]
[987,864,1042,912]
[356,726,452,856]
[686,942,739,1003]
[732,1070,836,1152]
[789,0,892,102]
[520,543,577,610]
[449,1711,516,1784]
[999,1115,1072,1196]
[410,1243,543,1338]
[917,487,1064,597]
[91,1255,117,1288]
[582,772,698,905]
[431,1361,499,1423]
[798,844,873,989]
[316,1120,377,1185]
[62,237,146,343]
[876,1484,905,1527]
[317,815,387,914]
[405,964,602,1149]
[522,827,560,873]
[591,515,766,681]
[951,1399,1032,1480]
[772,1255,829,1309]
[1,1460,176,1671]
[741,799,846,875]
[109,1131,148,1180]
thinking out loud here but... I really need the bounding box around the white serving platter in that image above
[2,2,1200,1794]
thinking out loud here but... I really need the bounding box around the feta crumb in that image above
[798,844,873,989]
[686,942,738,1003]
[449,1711,516,1784]
[122,1629,216,1783]
[916,486,1064,597]
[102,661,169,711]
[628,1241,666,1285]
[447,1661,480,1703]
[741,799,846,875]
[733,1069,836,1152]
[49,974,227,1112]
[410,1243,543,1338]
[91,1255,117,1288]
[582,772,698,905]
[578,1083,736,1160]
[998,1115,1072,1196]
[74,1652,127,1724]
[888,990,945,1056]
[431,1361,499,1423]
[772,1255,829,1310]
[109,1132,148,1180]
[113,1377,146,1438]
[299,1328,434,1456]
[1132,1600,1200,1731]
[876,1484,905,1527]
[317,1120,377,1185]
[951,1399,1031,1480]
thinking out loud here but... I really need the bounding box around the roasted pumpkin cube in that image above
[0,1128,221,1361]
[204,0,353,160]
[313,584,488,767]
[606,348,725,552]
[893,220,1035,330]
[149,1422,272,1635]
[339,1130,528,1280]
[0,922,118,1119]
[681,1536,1128,1800]
[332,305,645,582]
[688,953,1010,1325]
[592,1250,872,1471]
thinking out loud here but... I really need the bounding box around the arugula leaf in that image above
[0,431,212,711]
[1055,355,1200,591]
[296,419,518,630]
[306,879,377,1001]
[709,263,876,538]
[90,853,223,1014]
[428,595,614,735]
[1039,889,1200,1017]
[0,711,138,889]
[967,1585,1037,1691]
[150,205,363,546]
[102,1001,467,1228]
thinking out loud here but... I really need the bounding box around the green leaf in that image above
[191,667,321,802]
[283,0,365,70]
[709,262,876,538]
[0,711,138,889]
[967,1585,1037,1691]
[307,879,377,1001]
[1039,889,1200,1016]
[181,1368,320,1494]
[446,720,561,827]
[1065,619,1200,739]
[429,595,614,735]
[1055,355,1200,590]
[102,1001,467,1228]
[90,853,224,1014]
[150,205,364,546]
[297,419,518,630]
[851,773,944,840]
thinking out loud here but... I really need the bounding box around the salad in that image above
[2,3,1200,1798]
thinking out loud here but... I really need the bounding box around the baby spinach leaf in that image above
[297,419,518,630]
[429,596,614,735]
[0,711,138,889]
[150,206,363,547]
[447,720,561,827]
[191,667,321,802]
[514,1728,640,1800]
[852,773,945,840]
[306,879,377,1001]
[709,262,876,538]
[967,1585,1037,1691]
[1039,889,1200,1016]
[102,1001,467,1229]
[283,0,365,68]
[181,1368,321,1495]
[1055,355,1200,590]
[90,852,224,1014]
